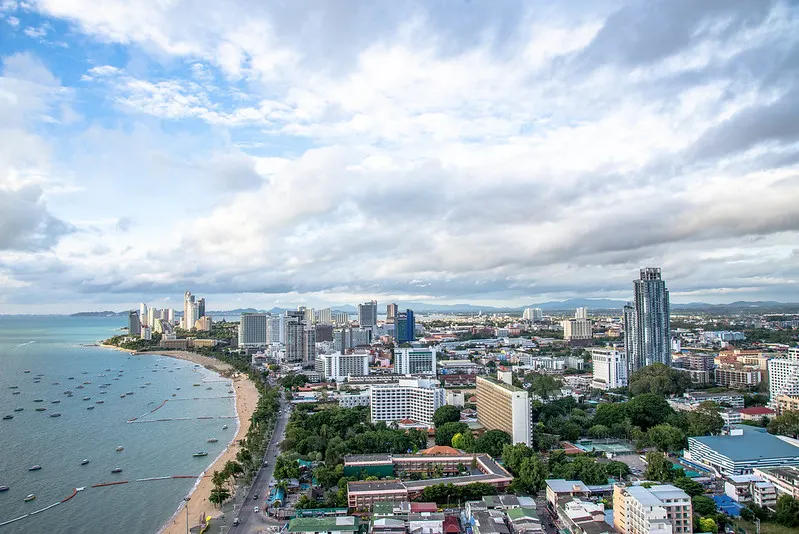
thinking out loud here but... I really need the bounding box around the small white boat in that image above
[28,465,42,471]
[81,459,90,465]
[222,425,228,430]
[111,468,123,473]
[116,446,124,451]
[0,486,9,492]
[24,494,35,502]
[207,438,218,443]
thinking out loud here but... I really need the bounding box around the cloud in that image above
[0,184,73,250]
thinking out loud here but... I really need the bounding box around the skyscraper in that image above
[625,268,671,374]
[139,303,148,327]
[317,308,333,325]
[575,307,588,319]
[128,311,141,336]
[197,298,206,319]
[386,303,398,323]
[239,313,268,347]
[358,300,378,327]
[394,309,415,344]
[284,310,315,363]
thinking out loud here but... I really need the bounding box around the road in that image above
[227,393,291,534]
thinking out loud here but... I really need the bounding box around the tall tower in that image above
[358,300,377,327]
[197,298,206,319]
[386,303,398,323]
[625,268,671,374]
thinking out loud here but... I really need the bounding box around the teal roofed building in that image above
[288,516,366,534]
[685,425,799,476]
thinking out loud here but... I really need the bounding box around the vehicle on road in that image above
[233,518,240,526]
[254,506,259,513]
[253,493,258,500]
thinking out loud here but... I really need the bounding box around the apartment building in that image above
[590,347,628,390]
[394,347,437,376]
[476,375,532,446]
[316,352,369,381]
[768,352,799,406]
[774,395,799,415]
[753,466,799,500]
[714,365,762,390]
[613,484,692,534]
[370,378,445,426]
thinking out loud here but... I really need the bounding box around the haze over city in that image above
[1,0,799,314]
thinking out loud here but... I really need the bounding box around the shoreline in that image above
[99,344,259,533]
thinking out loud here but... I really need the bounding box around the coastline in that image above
[99,344,259,533]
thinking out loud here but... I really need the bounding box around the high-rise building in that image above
[128,311,141,336]
[239,313,268,347]
[386,303,398,323]
[314,324,334,343]
[140,325,151,341]
[183,291,196,329]
[166,308,175,324]
[394,309,415,344]
[315,352,369,381]
[523,307,544,322]
[394,347,436,376]
[358,300,378,327]
[333,311,349,325]
[147,307,158,330]
[475,375,531,446]
[613,483,693,534]
[299,306,315,325]
[303,325,317,363]
[575,307,588,320]
[139,303,148,327]
[267,314,282,344]
[370,378,445,426]
[195,315,212,332]
[284,311,305,363]
[625,268,671,374]
[590,347,628,390]
[562,318,592,341]
[767,350,799,406]
[197,298,206,319]
[317,308,333,325]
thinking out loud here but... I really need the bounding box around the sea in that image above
[0,316,237,534]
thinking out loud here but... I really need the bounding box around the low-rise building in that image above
[685,425,799,476]
[556,498,615,534]
[288,516,366,534]
[773,395,799,415]
[545,480,590,512]
[339,391,370,408]
[613,484,692,534]
[724,474,777,508]
[753,466,799,500]
[737,407,776,421]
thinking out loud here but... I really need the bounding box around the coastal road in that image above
[229,394,290,533]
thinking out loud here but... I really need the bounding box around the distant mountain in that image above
[71,311,127,317]
[208,308,260,315]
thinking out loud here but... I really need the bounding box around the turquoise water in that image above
[0,316,237,533]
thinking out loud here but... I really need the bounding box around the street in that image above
[221,393,291,534]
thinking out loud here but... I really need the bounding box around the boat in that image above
[63,391,73,395]
[206,387,212,391]
[113,378,119,381]
[116,446,124,451]
[35,408,46,412]
[105,368,111,372]
[96,400,104,404]
[76,385,84,389]
[51,400,60,404]
[12,391,20,395]
[145,382,151,385]
[111,468,122,473]
[100,392,107,395]
[24,494,35,502]
[33,399,43,403]
[68,377,74,380]
[83,381,91,385]
[81,459,90,465]
[126,392,134,395]
[9,386,18,389]
[222,425,228,430]
[120,394,126,398]
[24,370,31,373]
[36,374,44,377]
[14,408,23,412]
[83,397,90,401]
[207,438,218,443]
[0,486,9,492]
[51,382,59,385]
[87,406,95,410]
[171,394,176,397]
[50,413,61,418]
[193,452,208,457]
[2,415,12,420]
[193,384,201,387]
[176,388,181,391]
[28,465,41,471]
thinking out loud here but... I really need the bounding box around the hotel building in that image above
[476,374,531,446]
[370,378,445,426]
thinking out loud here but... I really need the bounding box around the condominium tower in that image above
[590,347,628,390]
[475,374,531,446]
[239,313,268,347]
[394,309,415,344]
[370,378,445,426]
[394,347,436,376]
[624,268,671,374]
[358,300,378,327]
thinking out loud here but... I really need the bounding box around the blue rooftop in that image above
[691,426,799,462]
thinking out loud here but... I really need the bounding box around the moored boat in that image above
[33,399,43,403]
[81,459,90,465]
[193,451,208,457]
[116,446,124,451]
[111,468,122,473]
[24,494,35,502]
[35,407,46,412]
[207,438,218,443]
[2,415,12,420]
[28,465,41,471]
[222,425,228,430]
[50,413,61,417]
[14,408,23,412]
[0,486,9,492]
[87,406,95,410]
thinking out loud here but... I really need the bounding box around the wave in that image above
[17,340,36,347]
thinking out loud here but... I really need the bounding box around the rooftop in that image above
[545,479,590,494]
[421,445,462,456]
[344,454,393,464]
[288,517,361,533]
[477,375,526,393]
[347,480,407,493]
[689,425,799,462]
[737,407,776,416]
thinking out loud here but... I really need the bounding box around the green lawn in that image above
[732,519,797,534]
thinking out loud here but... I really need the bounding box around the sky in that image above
[1,0,799,314]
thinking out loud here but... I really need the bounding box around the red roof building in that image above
[411,502,438,513]
[737,407,776,421]
[420,445,461,456]
[443,516,461,534]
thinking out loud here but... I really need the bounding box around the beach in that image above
[100,346,259,533]
[149,351,258,534]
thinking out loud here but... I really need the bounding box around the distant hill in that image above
[71,311,127,317]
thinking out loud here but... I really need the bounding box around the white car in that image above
[254,506,260,513]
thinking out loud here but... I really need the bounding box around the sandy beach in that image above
[153,351,258,534]
[99,346,259,533]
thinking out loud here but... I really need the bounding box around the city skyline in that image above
[2,1,799,313]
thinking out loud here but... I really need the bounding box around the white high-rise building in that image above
[394,347,437,376]
[625,268,671,374]
[317,308,333,325]
[239,313,268,347]
[575,307,588,320]
[141,325,152,341]
[147,308,158,330]
[768,349,799,406]
[475,375,531,446]
[267,315,282,344]
[370,378,445,426]
[333,311,349,325]
[166,308,175,324]
[315,352,369,381]
[562,318,592,341]
[140,303,149,327]
[590,347,628,390]
[523,307,544,322]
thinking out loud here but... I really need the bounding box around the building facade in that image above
[768,353,799,406]
[128,310,141,336]
[562,318,592,341]
[358,300,378,327]
[613,484,692,534]
[387,303,398,323]
[316,352,369,381]
[239,313,268,347]
[625,268,671,374]
[394,347,437,376]
[476,375,531,446]
[285,310,307,363]
[370,378,445,425]
[590,347,628,390]
[394,310,415,344]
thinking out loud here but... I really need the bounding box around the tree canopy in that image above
[475,429,512,457]
[433,405,463,427]
[768,410,799,438]
[629,363,692,396]
[436,422,470,447]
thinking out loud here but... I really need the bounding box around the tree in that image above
[514,455,549,493]
[698,517,718,534]
[550,456,608,485]
[646,424,687,452]
[627,394,674,430]
[593,403,629,428]
[629,363,692,396]
[475,430,512,458]
[588,425,611,439]
[774,494,799,527]
[209,485,231,507]
[452,431,476,452]
[529,374,563,400]
[644,451,676,482]
[436,422,470,446]
[605,460,631,480]
[692,495,717,516]
[672,476,705,498]
[768,410,799,438]
[502,443,534,474]
[685,402,724,437]
[211,470,227,488]
[433,405,462,427]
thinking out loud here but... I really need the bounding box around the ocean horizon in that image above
[0,316,237,534]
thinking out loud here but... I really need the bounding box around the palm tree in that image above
[211,470,226,488]
[209,486,231,507]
